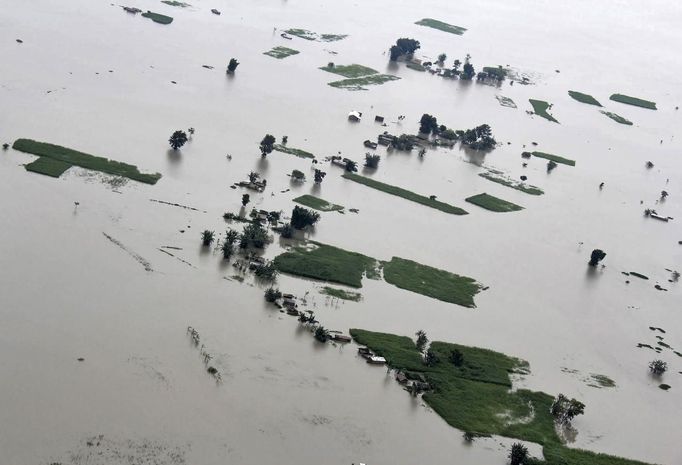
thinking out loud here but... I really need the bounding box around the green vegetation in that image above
[24,157,72,177]
[532,151,575,166]
[479,172,543,195]
[161,1,190,6]
[319,64,377,78]
[610,94,657,110]
[601,111,633,125]
[589,374,616,388]
[350,329,656,465]
[415,18,467,35]
[328,74,400,91]
[496,95,517,108]
[290,205,320,229]
[273,242,379,288]
[529,99,559,123]
[383,257,482,308]
[141,11,173,24]
[320,286,362,301]
[406,62,426,72]
[482,66,508,79]
[263,46,300,59]
[13,139,161,184]
[285,29,347,42]
[342,172,467,215]
[273,144,314,158]
[389,38,421,61]
[568,91,602,106]
[465,193,523,212]
[293,194,343,212]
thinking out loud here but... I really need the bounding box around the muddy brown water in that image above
[1,0,680,464]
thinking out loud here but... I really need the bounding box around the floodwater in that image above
[1,0,680,464]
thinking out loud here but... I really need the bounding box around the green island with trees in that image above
[529,99,559,123]
[568,91,602,106]
[465,193,524,212]
[14,139,161,184]
[609,94,657,110]
[263,46,300,59]
[479,171,544,195]
[349,329,656,465]
[532,151,576,166]
[293,194,344,212]
[342,172,468,215]
[414,18,467,35]
[319,63,378,78]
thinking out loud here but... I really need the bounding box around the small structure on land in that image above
[348,111,362,122]
[364,140,378,149]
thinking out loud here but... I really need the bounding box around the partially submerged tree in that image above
[649,359,668,376]
[240,222,269,248]
[388,37,421,61]
[364,153,380,169]
[291,169,305,181]
[391,134,414,151]
[344,159,358,172]
[248,171,260,184]
[264,287,282,302]
[201,230,215,246]
[259,134,276,157]
[550,394,585,425]
[661,190,669,200]
[227,58,239,73]
[509,443,529,465]
[169,130,188,150]
[461,124,496,150]
[588,249,606,267]
[314,326,330,343]
[547,160,558,172]
[438,53,447,64]
[220,239,234,259]
[241,194,250,207]
[314,169,326,184]
[275,223,294,238]
[419,114,439,134]
[461,62,475,80]
[225,229,239,245]
[254,261,277,280]
[415,330,428,352]
[291,205,320,229]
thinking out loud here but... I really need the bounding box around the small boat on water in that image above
[367,356,387,365]
[650,213,670,222]
[211,8,221,15]
[280,33,293,40]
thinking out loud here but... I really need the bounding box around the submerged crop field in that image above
[13,139,162,184]
[532,151,576,166]
[609,93,657,110]
[465,193,524,212]
[479,171,543,195]
[141,11,174,24]
[327,74,400,90]
[342,173,467,215]
[568,90,602,106]
[263,46,300,59]
[601,111,633,125]
[293,194,343,211]
[319,64,378,78]
[529,99,559,123]
[273,144,314,158]
[285,28,347,42]
[415,18,467,35]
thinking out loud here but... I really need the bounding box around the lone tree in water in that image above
[588,249,606,266]
[201,230,215,246]
[314,169,326,184]
[365,154,380,169]
[419,114,439,134]
[415,330,428,352]
[550,394,585,425]
[241,194,250,207]
[290,205,320,229]
[438,53,447,63]
[227,58,239,73]
[259,134,276,157]
[389,38,420,61]
[649,359,667,375]
[169,130,188,150]
[509,443,529,465]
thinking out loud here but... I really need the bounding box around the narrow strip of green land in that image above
[415,18,467,35]
[142,11,173,24]
[609,94,657,110]
[320,286,362,301]
[601,111,633,125]
[479,172,543,195]
[328,74,400,91]
[532,151,575,166]
[293,194,343,212]
[13,139,162,184]
[285,29,347,42]
[342,172,467,215]
[319,64,377,78]
[465,193,523,212]
[529,99,559,123]
[25,157,72,177]
[274,144,314,158]
[568,91,601,106]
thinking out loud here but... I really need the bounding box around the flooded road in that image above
[1,0,680,464]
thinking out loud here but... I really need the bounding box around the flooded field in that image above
[1,0,680,464]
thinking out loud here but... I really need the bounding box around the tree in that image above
[291,205,320,229]
[240,222,269,248]
[415,330,428,352]
[314,169,326,184]
[225,229,239,245]
[241,194,250,207]
[254,261,277,280]
[649,359,667,375]
[365,154,380,168]
[441,128,457,140]
[391,134,414,151]
[453,59,461,72]
[419,114,439,134]
[389,45,403,61]
[547,160,558,172]
[460,124,496,150]
[275,223,294,238]
[314,326,330,342]
[227,58,239,73]
[187,127,195,136]
[588,249,606,266]
[661,190,669,199]
[264,287,282,302]
[509,443,529,465]
[344,159,358,172]
[220,239,234,259]
[201,230,215,246]
[396,38,420,55]
[259,134,276,157]
[438,53,447,63]
[2,143,9,150]
[291,169,305,181]
[461,62,475,80]
[424,349,438,367]
[551,394,585,425]
[169,130,188,150]
[449,349,464,366]
[248,171,260,184]
[282,135,288,144]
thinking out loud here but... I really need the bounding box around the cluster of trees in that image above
[259,134,276,157]
[221,229,239,259]
[389,38,420,61]
[264,287,282,302]
[291,205,320,229]
[364,153,380,169]
[254,261,277,280]
[169,130,188,150]
[344,159,358,172]
[418,114,458,141]
[390,134,414,151]
[550,394,585,425]
[239,222,269,249]
[588,249,606,266]
[459,124,496,150]
[314,169,326,184]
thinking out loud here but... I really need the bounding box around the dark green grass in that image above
[25,157,72,177]
[273,242,379,288]
[415,18,467,35]
[274,144,314,158]
[263,46,300,59]
[320,286,362,301]
[532,151,575,166]
[285,29,347,42]
[161,1,190,7]
[568,91,602,106]
[601,111,633,125]
[465,193,524,212]
[342,172,467,215]
[350,329,656,465]
[293,194,343,212]
[406,62,426,72]
[382,257,482,308]
[13,139,161,184]
[483,66,508,79]
[142,11,174,24]
[319,64,377,78]
[529,99,559,123]
[479,172,543,195]
[609,94,657,110]
[328,74,400,91]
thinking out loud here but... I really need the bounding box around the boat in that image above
[280,33,293,40]
[211,8,221,15]
[650,213,670,222]
[357,347,373,358]
[367,356,387,365]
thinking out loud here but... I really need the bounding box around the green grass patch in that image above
[320,286,361,301]
[273,144,314,158]
[531,151,575,166]
[482,66,508,79]
[13,139,161,184]
[161,1,190,6]
[529,99,559,123]
[293,194,343,212]
[319,64,377,78]
[465,193,523,212]
[406,62,426,72]
[25,157,72,178]
[273,242,379,288]
[328,74,400,91]
[568,91,602,106]
[141,11,173,24]
[609,94,657,110]
[601,111,633,125]
[350,329,655,465]
[382,257,482,308]
[342,172,467,215]
[479,172,543,195]
[285,28,347,42]
[263,46,300,59]
[415,18,467,35]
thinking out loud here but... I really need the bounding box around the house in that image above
[374,115,384,123]
[348,111,362,122]
[363,140,378,149]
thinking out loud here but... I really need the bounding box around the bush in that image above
[314,326,330,342]
[509,442,529,465]
[201,230,215,246]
